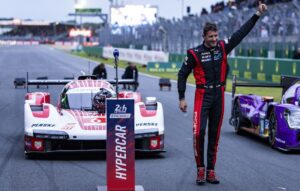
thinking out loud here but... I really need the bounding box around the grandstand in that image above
[99,0,300,59]
[0,18,74,43]
[0,18,101,46]
[1,1,299,58]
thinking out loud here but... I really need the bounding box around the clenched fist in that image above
[256,1,268,16]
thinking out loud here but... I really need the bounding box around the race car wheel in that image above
[24,152,34,159]
[24,148,36,159]
[232,100,243,134]
[268,110,277,148]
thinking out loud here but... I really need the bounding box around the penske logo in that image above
[31,123,55,127]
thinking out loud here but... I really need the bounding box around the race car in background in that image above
[24,75,165,158]
[229,75,300,151]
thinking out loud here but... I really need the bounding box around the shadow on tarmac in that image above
[25,151,166,161]
[223,131,300,155]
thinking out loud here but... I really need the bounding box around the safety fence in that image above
[227,57,300,83]
[169,44,298,61]
[235,42,298,59]
[147,62,181,73]
[102,47,169,65]
[148,56,300,83]
[0,40,40,45]
[83,46,169,65]
[83,46,300,83]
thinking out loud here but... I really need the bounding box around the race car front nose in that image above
[25,130,69,152]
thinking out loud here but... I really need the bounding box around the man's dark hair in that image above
[203,22,218,36]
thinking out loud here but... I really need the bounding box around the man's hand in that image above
[179,99,187,113]
[256,1,267,16]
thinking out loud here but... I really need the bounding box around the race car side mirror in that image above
[294,86,300,105]
[56,101,63,115]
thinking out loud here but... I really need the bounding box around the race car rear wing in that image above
[231,75,282,99]
[78,75,138,90]
[232,75,300,99]
[27,80,72,86]
[25,73,138,92]
[231,75,283,122]
[107,79,138,85]
[108,79,139,91]
[26,72,73,92]
[78,75,138,85]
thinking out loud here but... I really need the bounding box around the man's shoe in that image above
[206,170,220,184]
[196,167,205,185]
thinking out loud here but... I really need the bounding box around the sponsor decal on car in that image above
[136,123,158,127]
[34,141,43,150]
[31,123,55,127]
[275,137,286,144]
[67,110,106,130]
[61,123,76,130]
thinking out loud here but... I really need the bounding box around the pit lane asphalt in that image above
[0,45,299,191]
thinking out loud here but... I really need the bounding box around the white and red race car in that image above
[24,76,165,157]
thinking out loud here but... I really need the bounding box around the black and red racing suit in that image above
[177,14,260,170]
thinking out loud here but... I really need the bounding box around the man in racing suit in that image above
[177,2,267,185]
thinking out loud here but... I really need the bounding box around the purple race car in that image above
[229,76,300,151]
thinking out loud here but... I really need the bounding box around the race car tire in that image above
[268,109,277,148]
[25,153,34,159]
[24,151,36,159]
[232,100,243,135]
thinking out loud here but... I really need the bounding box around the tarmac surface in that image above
[0,45,299,191]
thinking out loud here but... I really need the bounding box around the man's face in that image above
[203,30,218,48]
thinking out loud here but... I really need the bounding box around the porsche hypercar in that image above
[24,76,165,157]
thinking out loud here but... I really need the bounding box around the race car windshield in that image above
[66,92,96,111]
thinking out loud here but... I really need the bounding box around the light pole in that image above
[159,26,168,52]
[181,0,184,18]
[108,0,113,27]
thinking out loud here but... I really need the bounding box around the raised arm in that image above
[225,1,267,54]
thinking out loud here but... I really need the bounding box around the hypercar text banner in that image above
[106,99,135,191]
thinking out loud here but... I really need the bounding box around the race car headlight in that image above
[284,110,300,129]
